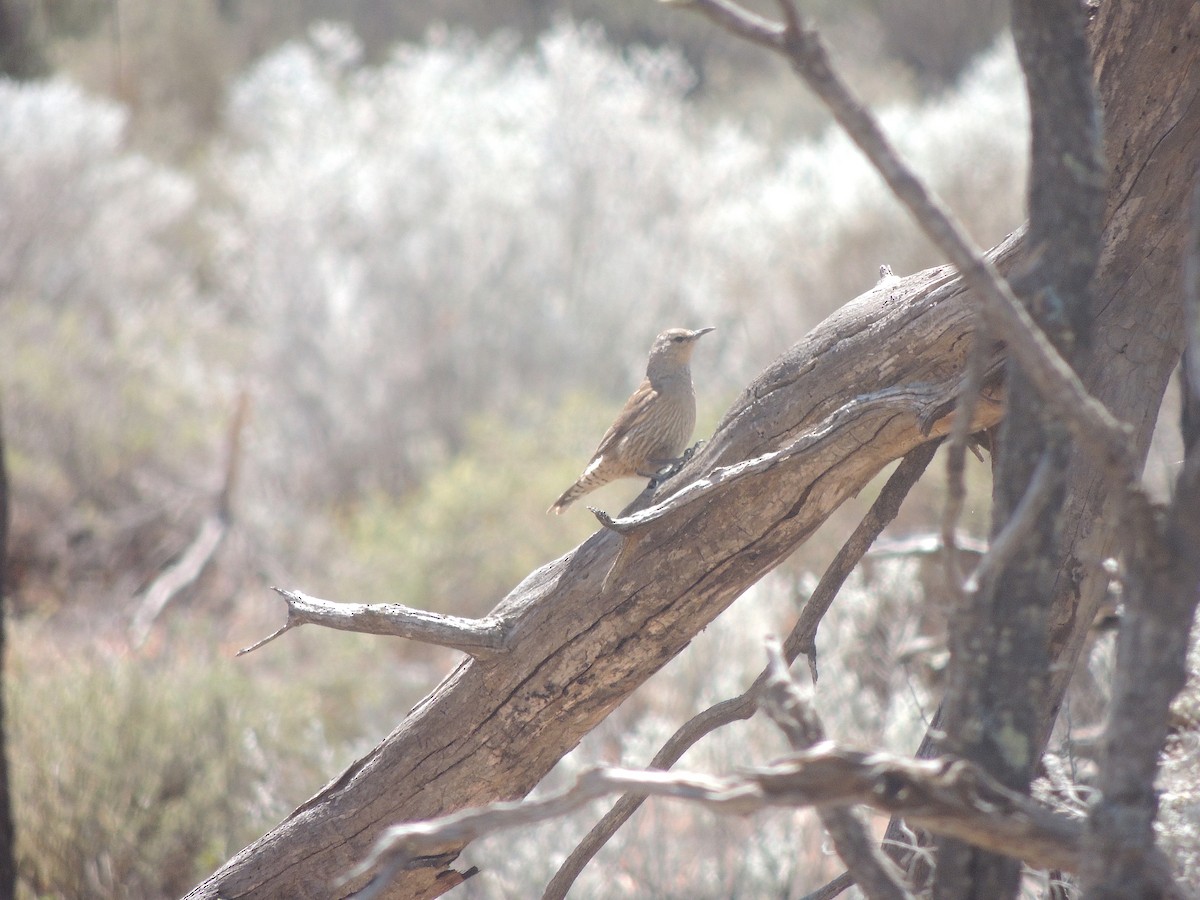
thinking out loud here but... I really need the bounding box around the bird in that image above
[548,326,714,514]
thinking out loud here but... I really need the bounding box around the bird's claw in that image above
[643,441,705,490]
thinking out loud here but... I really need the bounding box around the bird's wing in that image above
[591,378,659,459]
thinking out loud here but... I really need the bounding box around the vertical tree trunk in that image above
[0,5,40,890]
[933,1,1106,896]
[0,0,45,79]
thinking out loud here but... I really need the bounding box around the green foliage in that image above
[8,628,335,900]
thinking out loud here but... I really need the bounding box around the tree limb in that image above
[187,3,1198,897]
[130,513,228,648]
[347,745,1085,898]
[193,212,1010,900]
[238,589,512,659]
[129,392,251,647]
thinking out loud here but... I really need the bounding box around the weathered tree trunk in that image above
[932,0,1105,895]
[1038,0,1199,730]
[190,229,1013,900]
[186,2,1200,898]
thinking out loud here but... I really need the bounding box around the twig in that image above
[238,588,512,659]
[962,450,1056,595]
[667,0,1133,477]
[800,872,856,900]
[129,514,227,648]
[661,0,782,50]
[349,744,1084,897]
[790,441,939,681]
[762,640,913,900]
[939,317,992,595]
[545,442,938,899]
[129,392,250,646]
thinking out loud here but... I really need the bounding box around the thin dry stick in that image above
[789,441,940,681]
[668,0,1132,474]
[963,450,1056,596]
[939,318,993,594]
[800,873,856,900]
[129,392,251,646]
[761,640,913,900]
[542,441,939,900]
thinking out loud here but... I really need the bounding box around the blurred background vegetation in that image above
[5,1,1194,897]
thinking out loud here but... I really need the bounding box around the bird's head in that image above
[646,327,715,376]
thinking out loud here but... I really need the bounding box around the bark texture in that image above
[1081,189,1200,899]
[186,1,1200,897]
[1040,0,1199,731]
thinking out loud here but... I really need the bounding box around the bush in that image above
[0,77,234,615]
[8,627,337,900]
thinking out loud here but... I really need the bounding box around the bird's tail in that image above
[547,480,589,515]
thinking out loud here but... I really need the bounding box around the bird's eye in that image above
[672,336,685,343]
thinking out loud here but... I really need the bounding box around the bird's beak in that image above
[693,326,716,339]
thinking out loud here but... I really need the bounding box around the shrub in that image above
[8,627,337,900]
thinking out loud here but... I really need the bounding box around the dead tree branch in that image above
[195,221,1008,900]
[130,514,228,648]
[347,745,1084,898]
[130,392,250,646]
[238,589,512,659]
[187,3,1197,897]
